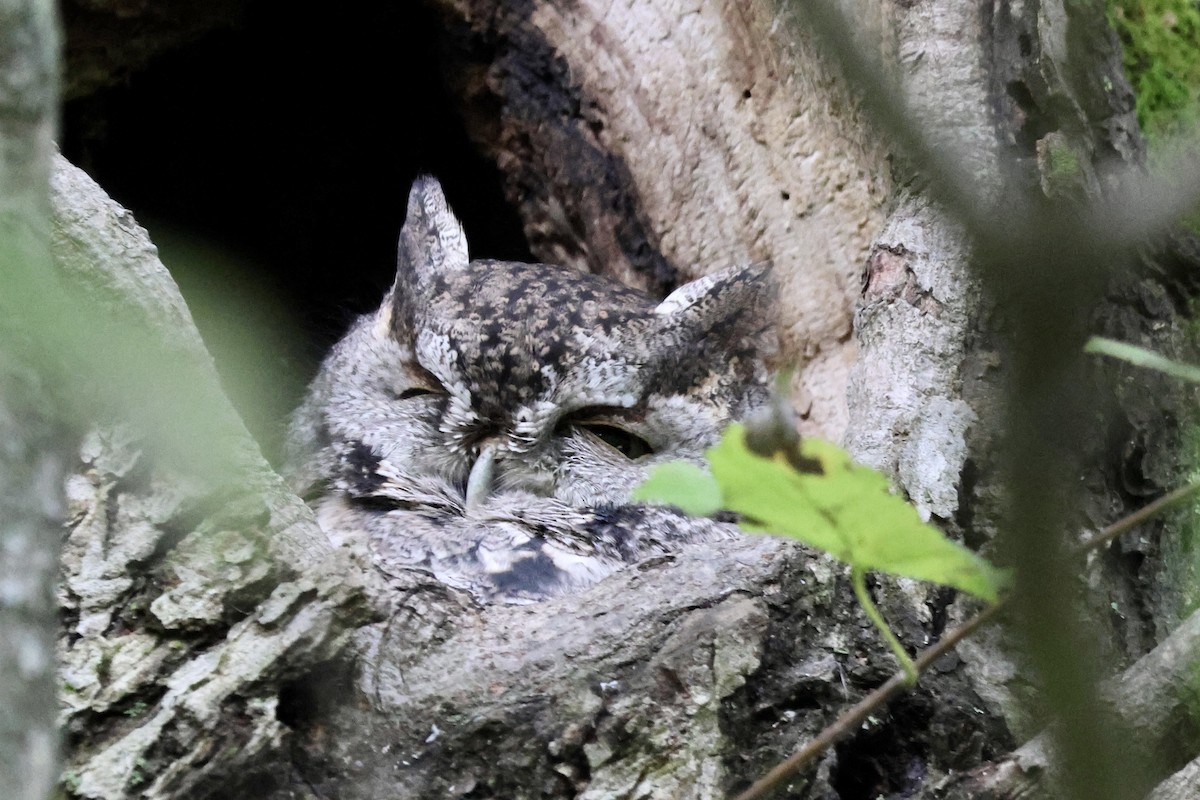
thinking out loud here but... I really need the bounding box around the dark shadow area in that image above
[831,697,931,800]
[61,0,532,457]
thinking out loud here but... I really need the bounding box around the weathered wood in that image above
[431,0,890,439]
[41,0,1200,797]
[51,157,372,799]
[845,0,1200,796]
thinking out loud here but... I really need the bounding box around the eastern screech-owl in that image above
[286,177,774,602]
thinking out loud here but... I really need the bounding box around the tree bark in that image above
[39,0,1200,798]
[431,0,890,440]
[0,2,63,799]
[308,0,1200,796]
[51,156,372,799]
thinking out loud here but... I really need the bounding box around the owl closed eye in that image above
[285,177,774,601]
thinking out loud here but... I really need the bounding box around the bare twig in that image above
[779,1,1200,799]
[733,602,1006,800]
[1075,481,1200,554]
[733,476,1196,800]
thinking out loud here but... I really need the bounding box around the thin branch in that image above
[733,601,1006,800]
[1074,480,1200,554]
[733,478,1196,800]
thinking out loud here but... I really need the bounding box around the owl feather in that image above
[286,177,775,602]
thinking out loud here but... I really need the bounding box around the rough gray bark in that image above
[1146,757,1200,800]
[41,0,1200,798]
[938,603,1200,798]
[430,0,890,440]
[51,157,372,799]
[844,0,1200,795]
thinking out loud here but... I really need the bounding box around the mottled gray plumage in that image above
[286,177,774,602]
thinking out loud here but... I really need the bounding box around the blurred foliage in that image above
[1106,2,1200,611]
[1110,0,1200,140]
[1109,0,1200,229]
[1088,337,1200,619]
[144,220,309,462]
[2,212,254,485]
[1086,337,1200,383]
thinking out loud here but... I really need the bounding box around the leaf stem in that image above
[733,600,1005,800]
[850,567,917,685]
[734,480,1200,800]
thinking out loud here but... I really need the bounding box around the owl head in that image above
[287,177,774,528]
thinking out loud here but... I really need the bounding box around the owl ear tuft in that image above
[386,176,470,341]
[651,263,777,390]
[397,176,470,283]
[655,263,773,333]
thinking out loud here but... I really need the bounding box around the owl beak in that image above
[464,441,499,512]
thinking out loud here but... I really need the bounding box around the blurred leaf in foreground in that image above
[631,461,723,516]
[1085,336,1200,384]
[637,424,1005,604]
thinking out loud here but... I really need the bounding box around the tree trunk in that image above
[40,0,1200,798]
[52,156,372,799]
[0,2,64,799]
[432,0,890,440]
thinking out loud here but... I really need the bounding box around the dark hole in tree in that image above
[60,0,532,459]
[832,697,931,799]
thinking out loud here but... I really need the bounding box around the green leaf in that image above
[632,461,723,516]
[708,425,1005,603]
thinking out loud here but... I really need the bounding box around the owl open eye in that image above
[580,423,654,460]
[557,410,654,460]
[397,387,438,400]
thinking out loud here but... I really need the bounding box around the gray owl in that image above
[285,177,774,602]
